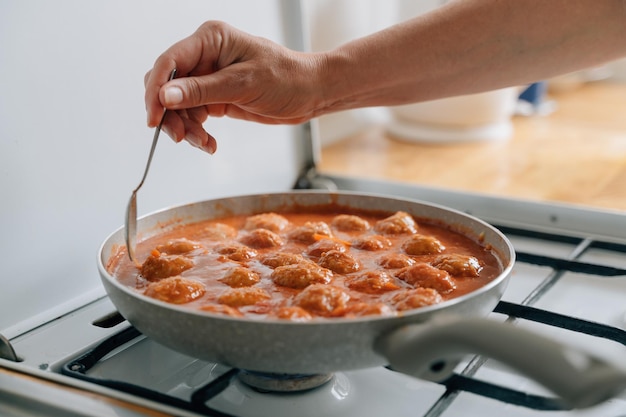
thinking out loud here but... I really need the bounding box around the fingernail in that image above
[203,135,217,155]
[162,126,181,143]
[203,142,216,155]
[186,132,216,154]
[164,86,183,105]
[185,132,203,149]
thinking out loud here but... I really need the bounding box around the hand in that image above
[144,20,327,154]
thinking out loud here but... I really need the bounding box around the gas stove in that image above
[2,1,625,415]
[2,177,625,417]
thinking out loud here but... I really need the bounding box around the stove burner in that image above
[238,371,334,392]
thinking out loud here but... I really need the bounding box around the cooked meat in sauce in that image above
[215,242,258,262]
[377,253,416,269]
[239,228,283,249]
[271,262,333,289]
[274,306,313,321]
[288,221,333,243]
[243,212,290,233]
[218,287,271,307]
[260,252,307,268]
[294,284,350,317]
[432,254,482,277]
[346,270,400,294]
[331,214,371,232]
[351,234,392,251]
[390,288,443,310]
[156,238,205,255]
[318,250,361,274]
[374,211,418,235]
[108,208,502,321]
[220,266,261,287]
[306,239,346,257]
[144,276,205,304]
[402,234,445,255]
[140,251,194,281]
[318,250,360,274]
[395,263,456,294]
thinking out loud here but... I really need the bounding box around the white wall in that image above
[0,0,305,336]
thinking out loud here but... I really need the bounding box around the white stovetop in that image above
[2,222,626,417]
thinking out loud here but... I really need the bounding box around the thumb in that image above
[161,81,188,108]
[160,64,257,110]
[160,75,233,110]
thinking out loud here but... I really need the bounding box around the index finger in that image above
[145,59,178,127]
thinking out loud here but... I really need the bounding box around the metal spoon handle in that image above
[135,68,177,191]
[125,68,177,263]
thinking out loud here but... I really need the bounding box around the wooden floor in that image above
[319,82,626,212]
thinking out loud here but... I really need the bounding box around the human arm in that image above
[321,0,626,110]
[145,0,626,153]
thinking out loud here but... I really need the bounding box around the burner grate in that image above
[60,299,626,415]
[494,301,626,344]
[419,224,626,417]
[59,225,626,416]
[62,326,239,417]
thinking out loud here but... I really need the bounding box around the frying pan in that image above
[98,191,626,408]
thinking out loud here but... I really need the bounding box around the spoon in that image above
[125,68,177,263]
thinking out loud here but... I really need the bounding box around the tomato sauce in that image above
[107,208,502,321]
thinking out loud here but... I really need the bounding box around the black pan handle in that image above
[375,316,626,409]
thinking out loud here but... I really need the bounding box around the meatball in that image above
[346,270,400,294]
[432,254,482,277]
[374,211,418,235]
[396,263,456,293]
[331,214,370,232]
[294,284,350,317]
[390,288,443,311]
[215,243,258,262]
[288,221,333,243]
[243,212,290,233]
[218,287,271,307]
[239,228,283,249]
[219,266,260,287]
[402,234,445,255]
[260,252,308,268]
[144,276,205,304]
[200,303,243,317]
[202,223,237,240]
[338,302,396,318]
[271,263,332,289]
[140,251,194,281]
[273,306,313,321]
[318,250,360,274]
[351,234,392,251]
[377,253,416,269]
[306,239,346,257]
[156,238,204,255]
